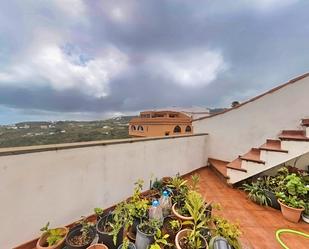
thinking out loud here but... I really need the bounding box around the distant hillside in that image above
[0,116,137,148]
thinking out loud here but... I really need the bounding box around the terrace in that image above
[12,167,308,249]
[2,73,309,249]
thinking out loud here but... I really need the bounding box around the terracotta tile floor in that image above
[185,167,309,249]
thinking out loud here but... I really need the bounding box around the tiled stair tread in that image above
[301,118,309,126]
[227,158,247,172]
[240,148,265,164]
[259,139,288,153]
[208,158,229,178]
[281,130,306,135]
[279,130,309,141]
[279,134,309,141]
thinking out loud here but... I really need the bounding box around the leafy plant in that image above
[276,173,308,208]
[79,217,94,244]
[40,222,66,247]
[169,219,181,232]
[242,182,270,206]
[108,201,134,245]
[276,193,305,209]
[168,174,189,205]
[182,191,208,249]
[138,219,162,235]
[190,174,200,191]
[119,238,130,249]
[130,179,149,220]
[150,228,171,249]
[213,216,242,249]
[94,207,104,216]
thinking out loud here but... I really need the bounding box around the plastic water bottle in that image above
[149,200,163,222]
[160,190,172,217]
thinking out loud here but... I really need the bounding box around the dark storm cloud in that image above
[0,0,309,123]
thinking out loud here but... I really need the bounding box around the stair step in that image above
[208,158,229,178]
[227,158,247,172]
[301,119,309,127]
[279,130,309,141]
[240,148,265,164]
[259,139,288,153]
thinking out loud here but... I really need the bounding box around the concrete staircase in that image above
[208,118,309,184]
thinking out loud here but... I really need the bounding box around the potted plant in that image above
[167,175,189,205]
[128,180,149,235]
[135,219,161,249]
[175,191,208,249]
[257,176,281,210]
[36,222,68,249]
[163,216,182,241]
[66,217,96,249]
[302,202,309,223]
[149,228,171,249]
[242,182,270,206]
[94,208,104,221]
[212,216,242,249]
[276,173,307,223]
[117,238,136,249]
[96,203,126,249]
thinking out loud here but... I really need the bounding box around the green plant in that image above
[40,222,66,247]
[169,219,181,232]
[276,173,308,209]
[79,217,94,244]
[94,207,103,216]
[150,229,171,249]
[119,238,130,249]
[130,179,149,220]
[276,193,305,209]
[138,219,162,235]
[213,216,242,249]
[168,174,189,205]
[182,191,208,249]
[242,182,270,206]
[108,201,134,245]
[190,174,200,191]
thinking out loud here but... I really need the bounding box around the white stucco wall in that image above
[193,74,309,162]
[0,134,208,249]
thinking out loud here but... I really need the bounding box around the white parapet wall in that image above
[193,73,309,162]
[0,134,208,248]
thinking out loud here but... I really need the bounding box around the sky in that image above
[0,0,309,124]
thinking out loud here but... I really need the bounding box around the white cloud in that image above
[53,0,86,18]
[246,0,299,11]
[0,43,128,98]
[149,50,227,87]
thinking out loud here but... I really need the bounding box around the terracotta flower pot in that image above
[87,244,108,249]
[36,227,68,249]
[172,203,193,221]
[278,200,304,223]
[175,229,208,249]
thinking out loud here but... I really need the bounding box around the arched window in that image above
[185,125,192,132]
[131,125,136,131]
[173,125,181,133]
[137,125,144,131]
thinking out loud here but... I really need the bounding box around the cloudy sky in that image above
[0,0,308,124]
